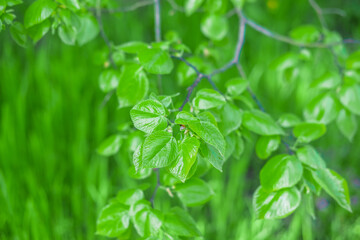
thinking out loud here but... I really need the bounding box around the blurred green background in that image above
[1,0,360,239]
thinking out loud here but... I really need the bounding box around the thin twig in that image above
[179,75,204,111]
[154,0,161,42]
[93,0,154,14]
[166,0,185,12]
[150,168,161,208]
[322,8,346,17]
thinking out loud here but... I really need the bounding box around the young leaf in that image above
[58,24,77,45]
[138,48,174,75]
[96,202,130,237]
[293,122,326,143]
[27,18,51,42]
[225,78,249,96]
[312,168,352,212]
[185,0,204,16]
[116,41,149,54]
[142,130,177,168]
[200,14,228,41]
[192,88,226,110]
[175,178,214,206]
[200,142,224,171]
[164,207,202,237]
[290,25,320,43]
[97,134,123,157]
[117,64,149,108]
[260,154,303,191]
[168,136,200,182]
[24,0,57,28]
[255,135,280,160]
[76,14,99,46]
[310,72,341,90]
[338,83,360,115]
[116,189,144,205]
[336,109,358,142]
[303,168,322,196]
[296,145,326,169]
[99,69,119,92]
[277,113,301,128]
[133,208,163,237]
[303,92,339,124]
[253,186,301,219]
[243,109,286,136]
[175,111,198,125]
[130,99,168,133]
[219,102,242,136]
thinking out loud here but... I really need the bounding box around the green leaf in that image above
[243,110,286,136]
[192,88,226,110]
[6,0,22,7]
[168,137,200,182]
[175,178,213,206]
[219,102,242,136]
[200,142,224,171]
[197,111,217,126]
[336,109,358,142]
[175,111,197,125]
[184,0,203,16]
[27,18,51,42]
[58,24,77,45]
[116,41,149,54]
[0,0,6,13]
[310,72,341,90]
[296,145,326,169]
[253,186,301,219]
[338,83,360,115]
[116,189,144,205]
[290,25,320,43]
[96,201,130,237]
[303,92,339,124]
[293,122,326,143]
[200,14,228,41]
[142,130,177,168]
[346,50,360,70]
[133,207,163,237]
[24,0,57,28]
[231,0,245,9]
[312,168,352,212]
[164,207,202,237]
[130,99,168,133]
[76,14,99,46]
[255,135,280,160]
[138,48,174,75]
[117,64,149,108]
[277,113,301,128]
[10,22,27,47]
[260,154,303,191]
[99,69,119,92]
[225,78,249,96]
[97,134,122,157]
[303,168,321,196]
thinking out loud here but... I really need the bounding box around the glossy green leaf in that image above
[27,18,51,42]
[142,130,177,168]
[346,50,360,70]
[192,88,226,110]
[200,14,228,41]
[96,201,130,237]
[197,111,217,126]
[303,92,339,124]
[10,22,27,47]
[175,178,213,206]
[296,145,326,169]
[260,154,303,191]
[290,25,320,43]
[312,168,352,212]
[338,83,360,115]
[310,72,341,90]
[6,0,23,7]
[278,113,301,128]
[76,14,99,46]
[175,111,198,125]
[253,186,301,219]
[255,135,280,160]
[225,78,249,96]
[293,122,326,143]
[130,99,168,133]
[58,24,77,45]
[97,134,123,157]
[138,48,174,75]
[117,64,149,108]
[116,189,144,205]
[116,41,148,54]
[99,69,119,92]
[169,137,200,182]
[243,110,286,136]
[336,109,358,142]
[164,207,202,237]
[24,0,57,28]
[303,168,321,196]
[133,207,163,237]
[199,142,224,171]
[185,0,203,16]
[0,0,6,13]
[219,102,242,135]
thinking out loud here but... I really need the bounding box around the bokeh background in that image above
[1,0,360,239]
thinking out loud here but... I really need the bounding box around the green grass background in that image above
[1,0,360,239]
